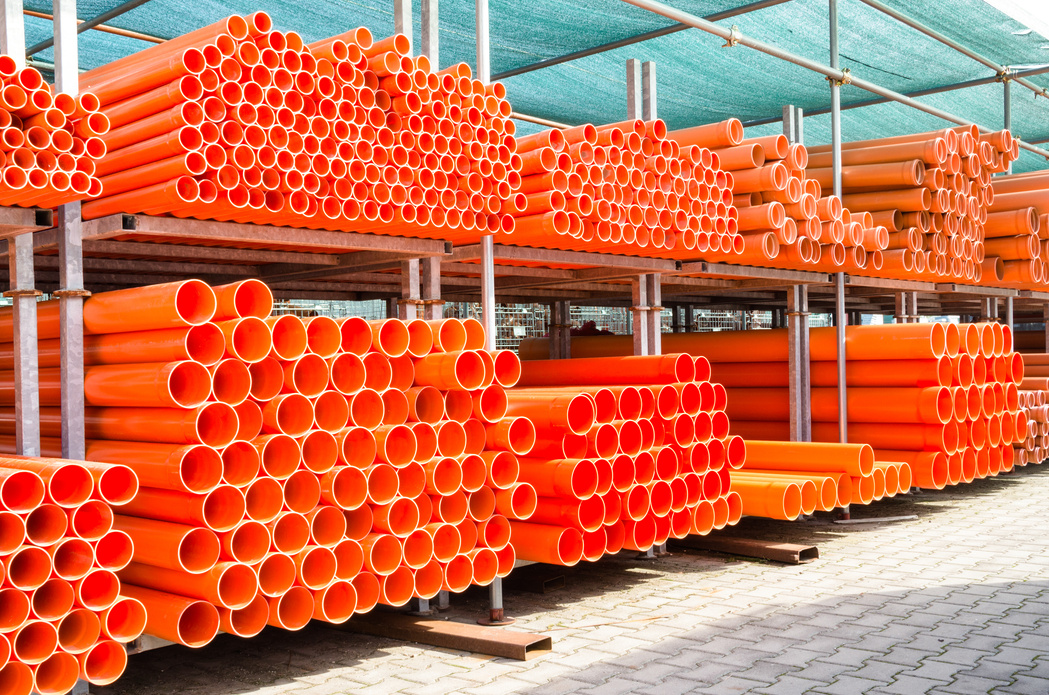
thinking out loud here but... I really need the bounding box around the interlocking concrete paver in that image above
[94,467,1049,695]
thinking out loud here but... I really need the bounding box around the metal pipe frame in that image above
[421,256,442,320]
[421,0,438,66]
[1004,78,1013,175]
[26,0,153,56]
[829,0,846,446]
[834,271,847,444]
[856,0,1049,101]
[616,0,1049,159]
[549,300,571,359]
[491,0,791,81]
[54,0,87,460]
[1,0,40,459]
[742,65,1049,129]
[399,259,420,320]
[394,0,412,48]
[787,285,811,442]
[24,8,162,44]
[1005,296,1014,333]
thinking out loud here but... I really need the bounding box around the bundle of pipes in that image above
[501,119,738,257]
[686,120,837,269]
[1014,353,1049,464]
[0,279,521,652]
[0,456,141,695]
[985,171,1049,288]
[731,441,899,516]
[0,59,107,208]
[506,353,744,562]
[515,340,891,515]
[519,322,1025,497]
[809,126,1018,283]
[78,13,518,243]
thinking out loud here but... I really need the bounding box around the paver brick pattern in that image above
[96,467,1049,695]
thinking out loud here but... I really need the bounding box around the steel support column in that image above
[1,0,39,457]
[829,0,842,199]
[1005,296,1014,333]
[646,274,661,357]
[632,275,649,356]
[56,0,86,460]
[421,0,438,66]
[787,286,811,442]
[394,0,412,48]
[834,272,847,444]
[474,0,489,84]
[1044,305,1049,352]
[475,0,506,625]
[782,104,804,144]
[1004,78,1013,175]
[399,259,420,321]
[421,256,442,320]
[549,301,570,359]
[982,297,998,321]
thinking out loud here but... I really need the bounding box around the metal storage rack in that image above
[3,0,1049,684]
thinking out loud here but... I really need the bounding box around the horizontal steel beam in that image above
[26,0,156,56]
[742,64,1049,128]
[856,0,1049,101]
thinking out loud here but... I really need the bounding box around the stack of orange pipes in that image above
[510,353,745,559]
[0,279,522,651]
[516,337,900,515]
[986,172,1049,287]
[79,14,518,243]
[0,456,141,695]
[0,60,106,207]
[809,126,1017,283]
[694,120,833,268]
[1014,352,1049,464]
[583,322,1024,491]
[501,119,738,257]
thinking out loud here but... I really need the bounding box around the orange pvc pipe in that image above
[116,584,219,648]
[508,522,583,566]
[728,479,803,520]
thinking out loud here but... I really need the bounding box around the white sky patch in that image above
[983,0,1049,42]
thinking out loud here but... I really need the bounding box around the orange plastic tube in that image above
[79,402,239,447]
[118,485,244,532]
[711,357,952,388]
[117,584,219,648]
[517,354,694,386]
[220,592,269,638]
[113,515,219,574]
[729,479,803,520]
[668,119,743,149]
[520,324,949,363]
[212,279,273,321]
[740,440,874,476]
[119,561,257,610]
[508,522,584,566]
[504,393,595,436]
[412,351,486,391]
[79,280,216,335]
[23,324,226,368]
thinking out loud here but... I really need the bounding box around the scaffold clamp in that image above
[722,25,742,48]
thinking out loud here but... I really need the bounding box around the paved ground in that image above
[97,465,1049,695]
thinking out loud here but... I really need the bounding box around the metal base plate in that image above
[477,616,516,626]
